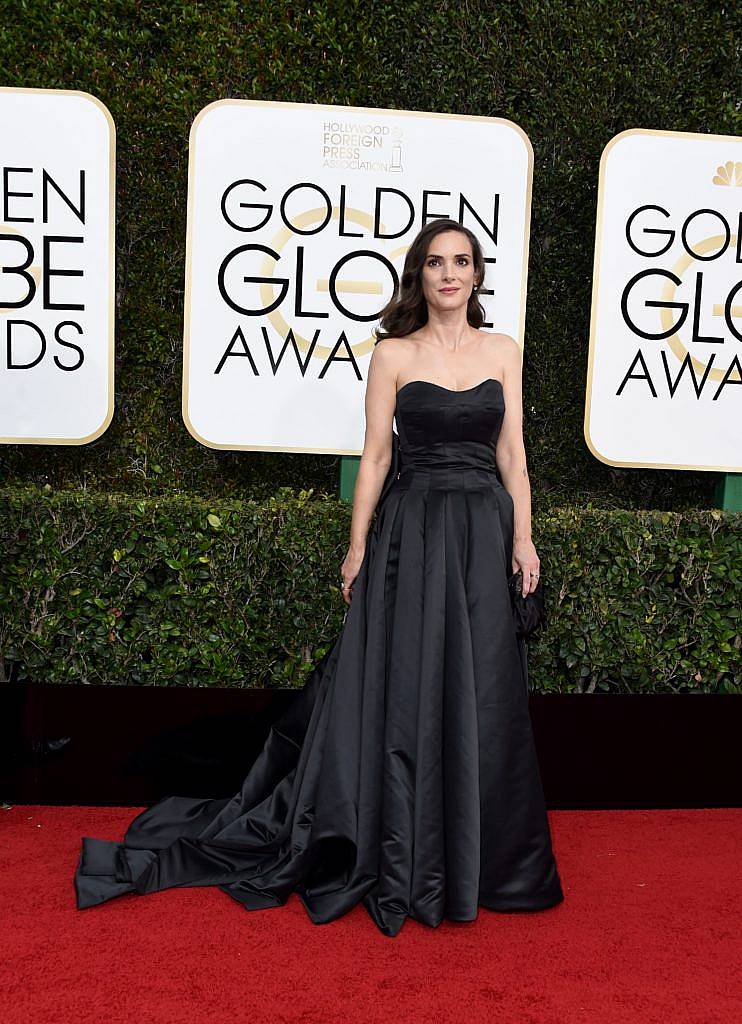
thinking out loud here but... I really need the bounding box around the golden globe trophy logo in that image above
[0,87,115,445]
[585,128,742,472]
[182,100,533,453]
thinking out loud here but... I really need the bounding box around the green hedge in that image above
[0,1,737,510]
[2,485,739,693]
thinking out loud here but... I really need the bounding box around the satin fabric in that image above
[75,378,564,937]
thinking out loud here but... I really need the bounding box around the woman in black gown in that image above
[75,217,564,937]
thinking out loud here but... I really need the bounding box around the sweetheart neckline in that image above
[396,377,503,398]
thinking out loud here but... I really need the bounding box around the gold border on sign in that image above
[584,126,742,473]
[181,98,534,454]
[0,86,116,446]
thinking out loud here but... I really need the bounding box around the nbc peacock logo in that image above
[711,160,742,186]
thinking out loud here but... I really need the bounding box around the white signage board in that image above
[0,87,115,444]
[585,128,742,472]
[183,100,533,453]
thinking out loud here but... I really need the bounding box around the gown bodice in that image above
[392,377,505,487]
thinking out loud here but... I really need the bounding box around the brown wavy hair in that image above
[374,218,486,342]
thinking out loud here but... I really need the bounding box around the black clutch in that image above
[507,570,546,638]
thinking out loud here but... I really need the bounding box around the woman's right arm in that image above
[340,340,399,604]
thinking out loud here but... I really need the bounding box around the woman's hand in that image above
[340,544,365,606]
[512,538,541,597]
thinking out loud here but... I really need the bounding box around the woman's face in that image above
[420,230,477,314]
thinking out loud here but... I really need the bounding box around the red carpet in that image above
[1,805,740,1023]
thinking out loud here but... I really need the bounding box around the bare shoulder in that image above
[482,330,519,356]
[369,336,409,389]
[475,330,521,370]
[371,335,413,371]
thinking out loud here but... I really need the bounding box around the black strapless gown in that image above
[74,378,564,937]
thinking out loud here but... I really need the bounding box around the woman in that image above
[74,218,564,937]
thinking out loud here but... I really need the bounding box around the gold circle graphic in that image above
[659,232,741,383]
[258,206,408,360]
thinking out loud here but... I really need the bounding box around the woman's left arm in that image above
[494,336,540,596]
